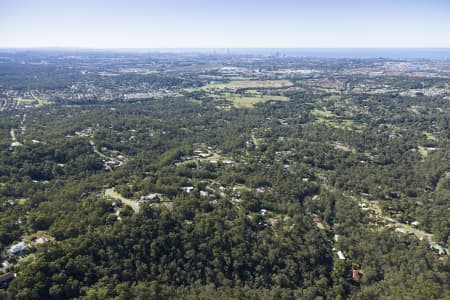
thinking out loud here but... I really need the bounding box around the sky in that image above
[0,0,450,49]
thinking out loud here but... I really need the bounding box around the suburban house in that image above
[8,241,28,256]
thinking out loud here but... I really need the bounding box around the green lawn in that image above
[230,95,289,108]
[202,80,293,91]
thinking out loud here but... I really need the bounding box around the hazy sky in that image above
[1,0,449,48]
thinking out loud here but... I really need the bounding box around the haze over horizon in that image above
[1,0,450,49]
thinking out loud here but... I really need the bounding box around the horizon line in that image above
[2,47,450,50]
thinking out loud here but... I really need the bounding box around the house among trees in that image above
[430,243,448,256]
[8,241,28,256]
[139,193,162,203]
[352,269,359,280]
[34,237,50,245]
[180,186,194,193]
[337,251,346,260]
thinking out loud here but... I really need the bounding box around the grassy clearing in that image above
[314,117,364,131]
[188,99,203,105]
[230,95,289,108]
[37,99,54,106]
[202,80,292,91]
[418,145,438,159]
[31,92,54,106]
[418,146,429,158]
[184,80,291,108]
[18,198,28,205]
[422,131,437,141]
[20,98,36,104]
[215,105,231,111]
[311,108,336,118]
[312,107,364,130]
[98,72,119,76]
[313,87,341,93]
[436,172,450,191]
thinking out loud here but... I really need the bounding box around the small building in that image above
[256,186,270,193]
[34,237,50,245]
[352,269,359,280]
[180,186,194,193]
[337,251,346,260]
[430,244,448,256]
[8,241,28,256]
[200,191,209,197]
[139,193,162,202]
[11,142,22,147]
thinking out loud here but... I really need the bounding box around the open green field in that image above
[31,92,54,106]
[422,131,437,141]
[229,95,289,108]
[201,80,293,91]
[312,107,365,130]
[311,108,337,118]
[314,116,365,131]
[18,198,28,205]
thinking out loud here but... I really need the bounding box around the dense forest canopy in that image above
[0,51,448,299]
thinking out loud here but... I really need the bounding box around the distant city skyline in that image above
[1,0,450,49]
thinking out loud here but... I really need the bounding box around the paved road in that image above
[10,129,16,143]
[90,140,111,160]
[105,188,140,213]
[251,131,260,148]
[90,140,113,171]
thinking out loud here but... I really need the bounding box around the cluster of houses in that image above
[177,148,213,163]
[255,186,272,193]
[176,146,236,167]
[1,236,52,285]
[255,208,280,229]
[359,200,448,257]
[103,157,124,169]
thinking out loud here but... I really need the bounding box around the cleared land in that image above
[229,95,289,108]
[201,80,293,90]
[105,188,140,213]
